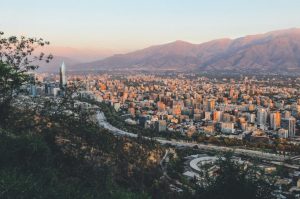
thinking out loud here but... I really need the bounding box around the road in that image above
[96,111,288,161]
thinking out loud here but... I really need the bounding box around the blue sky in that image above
[1,0,300,50]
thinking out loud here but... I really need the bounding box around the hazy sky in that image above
[1,0,300,51]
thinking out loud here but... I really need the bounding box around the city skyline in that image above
[2,1,300,198]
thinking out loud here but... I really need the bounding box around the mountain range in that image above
[45,28,300,73]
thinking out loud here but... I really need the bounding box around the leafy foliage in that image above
[0,32,52,126]
[195,153,275,199]
[0,106,159,198]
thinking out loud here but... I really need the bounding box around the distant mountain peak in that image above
[172,40,192,44]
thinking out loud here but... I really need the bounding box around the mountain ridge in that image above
[66,28,300,73]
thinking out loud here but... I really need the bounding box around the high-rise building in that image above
[157,101,166,111]
[205,111,211,120]
[246,113,256,123]
[223,113,231,122]
[29,73,37,97]
[156,120,167,132]
[256,108,267,126]
[172,104,181,115]
[193,114,202,121]
[59,62,67,89]
[221,122,235,134]
[270,111,281,130]
[44,83,49,94]
[281,117,296,137]
[284,111,291,118]
[213,111,222,122]
[277,129,288,139]
[207,99,215,111]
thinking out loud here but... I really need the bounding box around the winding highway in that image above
[96,111,288,161]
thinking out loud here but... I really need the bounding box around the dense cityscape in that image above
[34,66,300,141]
[21,62,300,198]
[2,1,300,198]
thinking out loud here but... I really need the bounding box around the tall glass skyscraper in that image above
[29,73,37,97]
[59,62,67,89]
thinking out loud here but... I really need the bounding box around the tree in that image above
[0,31,52,126]
[196,153,275,199]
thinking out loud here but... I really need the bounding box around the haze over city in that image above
[2,0,300,60]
